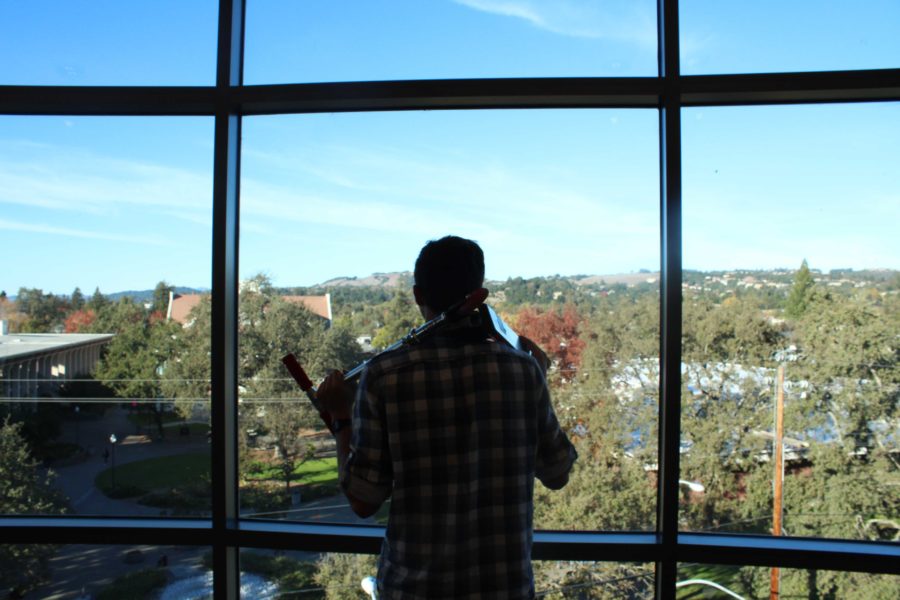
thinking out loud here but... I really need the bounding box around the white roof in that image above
[0,333,114,363]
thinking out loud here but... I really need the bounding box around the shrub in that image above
[95,568,169,600]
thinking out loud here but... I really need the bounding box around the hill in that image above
[107,286,210,303]
[316,272,412,288]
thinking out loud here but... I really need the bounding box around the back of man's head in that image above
[414,236,485,313]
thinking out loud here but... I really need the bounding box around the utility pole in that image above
[770,365,785,600]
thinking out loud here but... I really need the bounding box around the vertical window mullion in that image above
[656,0,683,598]
[212,1,245,598]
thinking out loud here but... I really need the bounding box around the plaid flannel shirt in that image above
[341,326,577,600]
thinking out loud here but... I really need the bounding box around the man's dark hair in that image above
[414,236,485,312]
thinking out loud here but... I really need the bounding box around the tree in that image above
[94,299,181,438]
[87,286,110,312]
[533,561,653,599]
[161,296,211,421]
[16,287,67,332]
[0,293,27,333]
[768,290,900,555]
[235,281,363,492]
[151,280,174,315]
[0,419,68,597]
[161,277,365,496]
[514,304,586,380]
[70,287,85,311]
[263,398,316,494]
[64,308,96,333]
[785,259,815,318]
[737,563,899,600]
[314,553,377,600]
[370,290,421,350]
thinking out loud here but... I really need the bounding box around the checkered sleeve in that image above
[534,370,577,485]
[340,367,393,506]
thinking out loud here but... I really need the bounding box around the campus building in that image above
[0,327,113,401]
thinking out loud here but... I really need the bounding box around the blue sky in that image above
[1,1,898,294]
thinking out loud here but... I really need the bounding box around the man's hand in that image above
[317,370,354,420]
[519,335,550,375]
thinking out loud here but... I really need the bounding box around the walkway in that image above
[23,407,379,598]
[51,407,209,516]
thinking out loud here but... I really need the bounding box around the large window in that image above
[1,1,897,599]
[0,116,214,519]
[237,110,659,529]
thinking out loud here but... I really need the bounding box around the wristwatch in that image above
[331,418,352,434]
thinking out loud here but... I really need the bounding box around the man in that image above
[318,235,576,599]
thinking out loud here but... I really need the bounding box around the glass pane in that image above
[681,0,900,74]
[678,563,900,599]
[240,549,374,599]
[245,0,658,83]
[3,544,206,599]
[0,116,214,517]
[681,103,900,539]
[535,561,653,598]
[0,1,218,85]
[237,550,653,599]
[237,109,659,531]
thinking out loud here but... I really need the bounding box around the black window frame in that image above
[2,1,899,598]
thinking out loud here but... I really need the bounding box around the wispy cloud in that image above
[242,141,656,239]
[0,218,172,246]
[239,138,659,280]
[453,0,657,47]
[0,140,211,219]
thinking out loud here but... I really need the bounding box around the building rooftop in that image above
[283,294,332,321]
[0,333,114,363]
[168,293,332,324]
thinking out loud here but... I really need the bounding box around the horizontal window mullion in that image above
[682,68,900,106]
[0,85,220,116]
[678,533,900,575]
[3,70,899,116]
[235,78,662,113]
[5,519,896,575]
[0,517,211,545]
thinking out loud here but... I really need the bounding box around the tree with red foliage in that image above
[63,309,96,333]
[513,304,585,379]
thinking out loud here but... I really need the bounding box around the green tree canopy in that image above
[93,299,182,435]
[15,287,68,332]
[151,280,174,315]
[785,259,815,318]
[370,289,421,350]
[70,287,85,311]
[87,286,110,312]
[0,419,68,596]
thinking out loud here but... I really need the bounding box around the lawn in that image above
[95,451,211,498]
[244,457,338,485]
[239,458,341,510]
[95,451,341,512]
[126,411,183,427]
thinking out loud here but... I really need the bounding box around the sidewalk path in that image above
[23,544,207,600]
[25,407,381,598]
[51,407,209,516]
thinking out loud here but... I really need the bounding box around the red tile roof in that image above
[168,294,205,324]
[167,293,331,324]
[283,295,332,321]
